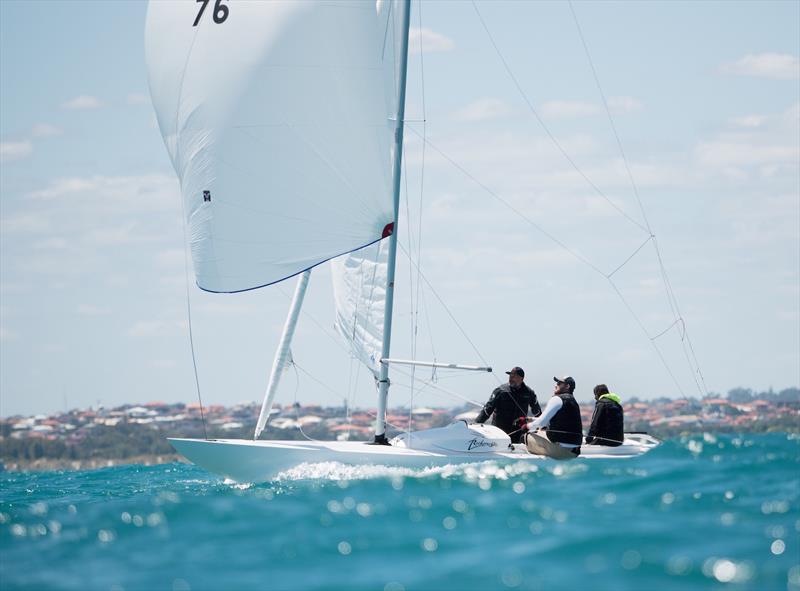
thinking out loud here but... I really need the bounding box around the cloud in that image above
[32,237,69,250]
[151,359,177,369]
[783,101,800,124]
[691,102,799,184]
[30,123,62,138]
[1,140,33,162]
[27,174,178,215]
[2,174,181,285]
[729,115,766,128]
[538,97,641,119]
[720,53,799,80]
[409,28,455,54]
[83,222,161,246]
[126,93,150,105]
[607,96,643,114]
[694,138,797,168]
[0,124,62,164]
[194,300,257,316]
[0,212,50,235]
[156,249,185,268]
[128,321,166,338]
[0,327,17,341]
[540,100,599,118]
[452,98,510,122]
[77,304,111,317]
[61,95,103,110]
[29,177,98,199]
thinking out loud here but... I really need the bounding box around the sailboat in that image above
[145,0,659,483]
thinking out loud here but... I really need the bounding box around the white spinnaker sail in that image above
[331,241,388,378]
[145,0,400,292]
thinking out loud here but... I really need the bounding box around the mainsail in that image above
[145,0,401,292]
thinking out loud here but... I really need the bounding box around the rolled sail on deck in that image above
[145,0,401,292]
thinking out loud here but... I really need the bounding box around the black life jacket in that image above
[547,393,583,445]
[589,396,624,446]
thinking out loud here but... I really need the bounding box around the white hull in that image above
[169,424,659,483]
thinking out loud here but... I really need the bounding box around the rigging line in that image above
[291,363,317,443]
[567,0,652,234]
[182,253,208,441]
[392,367,485,408]
[345,355,356,439]
[405,125,676,310]
[567,0,653,234]
[415,0,429,363]
[650,318,681,341]
[401,144,417,439]
[361,408,405,434]
[409,0,430,440]
[650,239,704,396]
[406,124,700,396]
[171,25,208,439]
[469,0,649,235]
[275,285,351,358]
[606,235,654,279]
[419,280,438,361]
[608,279,687,397]
[651,238,707,392]
[396,240,493,371]
[569,2,708,394]
[293,362,349,400]
[405,125,607,277]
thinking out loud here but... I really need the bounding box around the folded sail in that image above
[331,242,388,378]
[145,0,400,292]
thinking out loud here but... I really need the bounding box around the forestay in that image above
[145,0,401,292]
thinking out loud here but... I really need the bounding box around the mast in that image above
[373,0,412,445]
[254,270,311,439]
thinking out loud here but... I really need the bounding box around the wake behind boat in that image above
[169,422,660,483]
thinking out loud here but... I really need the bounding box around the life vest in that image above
[588,394,624,446]
[547,393,583,445]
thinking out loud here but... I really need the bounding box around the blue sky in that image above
[1,0,798,417]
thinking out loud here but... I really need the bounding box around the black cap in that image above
[506,366,525,378]
[554,375,576,387]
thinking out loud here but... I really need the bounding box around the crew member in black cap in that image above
[475,367,541,443]
[524,376,583,460]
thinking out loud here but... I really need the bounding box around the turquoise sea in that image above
[1,433,798,591]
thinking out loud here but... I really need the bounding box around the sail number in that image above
[193,0,228,26]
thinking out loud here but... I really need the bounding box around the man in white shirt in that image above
[525,376,583,460]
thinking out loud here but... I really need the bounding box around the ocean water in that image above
[1,433,798,591]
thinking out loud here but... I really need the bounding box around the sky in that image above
[1,0,798,418]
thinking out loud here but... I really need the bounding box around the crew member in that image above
[525,376,582,460]
[475,366,541,443]
[585,384,624,446]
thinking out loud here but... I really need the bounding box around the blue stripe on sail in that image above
[196,233,391,294]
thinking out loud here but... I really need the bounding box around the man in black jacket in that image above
[475,367,541,443]
[585,384,624,446]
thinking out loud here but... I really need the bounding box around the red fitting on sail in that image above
[382,222,395,238]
